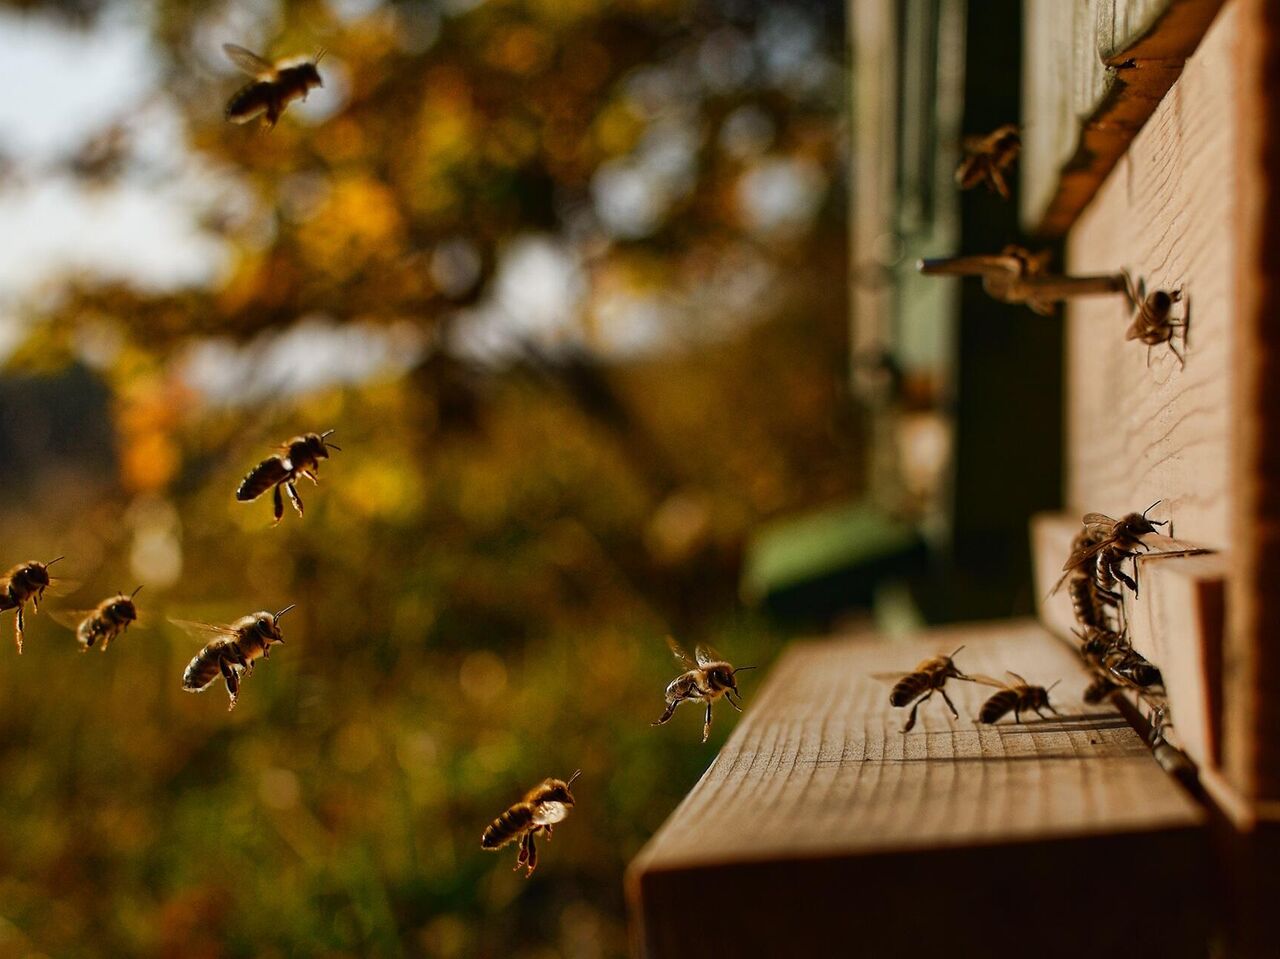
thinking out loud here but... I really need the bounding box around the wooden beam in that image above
[627,621,1207,958]
[1021,0,1227,236]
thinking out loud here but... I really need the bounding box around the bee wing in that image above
[965,673,1010,689]
[168,618,237,642]
[223,44,277,78]
[48,609,94,631]
[665,636,695,669]
[694,644,721,667]
[45,577,82,597]
[1081,512,1118,528]
[1060,537,1112,573]
[869,672,910,685]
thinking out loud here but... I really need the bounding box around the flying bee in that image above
[652,637,755,743]
[1055,502,1168,597]
[174,606,293,711]
[1124,276,1186,368]
[237,430,340,525]
[481,770,580,878]
[52,586,143,652]
[874,646,971,733]
[223,43,325,130]
[972,672,1063,724]
[955,123,1021,198]
[0,557,65,653]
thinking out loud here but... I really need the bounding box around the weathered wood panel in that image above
[627,620,1207,958]
[1065,2,1236,549]
[1022,0,1227,235]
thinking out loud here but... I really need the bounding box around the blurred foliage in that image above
[0,0,852,955]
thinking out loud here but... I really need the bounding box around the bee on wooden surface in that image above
[223,43,325,129]
[0,557,65,653]
[175,606,293,711]
[652,638,755,743]
[1056,503,1168,597]
[481,770,580,878]
[53,586,143,652]
[237,430,340,525]
[972,672,1063,724]
[955,123,1021,199]
[1124,276,1186,368]
[874,646,971,733]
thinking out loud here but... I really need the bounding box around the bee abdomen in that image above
[481,803,533,849]
[0,593,13,612]
[979,691,1019,724]
[226,81,274,123]
[237,457,290,502]
[183,649,222,691]
[890,673,926,707]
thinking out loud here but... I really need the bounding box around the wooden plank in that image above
[1230,0,1280,802]
[1021,0,1227,236]
[1031,512,1222,769]
[627,620,1207,958]
[1065,2,1237,550]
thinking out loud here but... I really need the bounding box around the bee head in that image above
[941,645,968,679]
[110,588,142,622]
[24,557,60,587]
[1124,500,1168,537]
[299,60,323,89]
[257,604,295,643]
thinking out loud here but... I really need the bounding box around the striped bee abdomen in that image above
[890,673,928,707]
[183,648,223,691]
[978,690,1020,724]
[481,803,534,849]
[237,457,290,502]
[225,81,274,123]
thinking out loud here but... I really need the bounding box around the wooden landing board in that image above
[1031,512,1224,771]
[627,620,1208,959]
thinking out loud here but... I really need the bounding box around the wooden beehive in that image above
[628,1,1280,955]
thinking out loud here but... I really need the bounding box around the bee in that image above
[1124,276,1186,367]
[174,606,294,711]
[875,646,971,733]
[1103,645,1163,690]
[236,430,340,525]
[955,123,1021,198]
[53,586,143,652]
[0,557,64,653]
[223,43,325,130]
[1067,562,1121,633]
[651,637,755,743]
[481,770,580,878]
[972,672,1063,724]
[1055,503,1168,597]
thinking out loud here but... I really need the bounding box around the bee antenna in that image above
[46,556,64,567]
[1047,679,1062,693]
[274,604,297,620]
[732,665,757,675]
[321,428,336,438]
[948,645,966,658]
[567,769,582,786]
[1142,499,1162,518]
[131,585,144,598]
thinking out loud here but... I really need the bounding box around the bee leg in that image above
[220,660,241,711]
[272,485,285,525]
[903,690,932,733]
[1147,343,1153,368]
[1169,338,1186,368]
[14,604,24,654]
[544,824,553,842]
[302,469,320,486]
[286,481,305,518]
[725,690,743,713]
[990,167,1009,200]
[524,832,538,877]
[702,702,714,743]
[651,698,680,726]
[1014,707,1022,724]
[939,686,959,719]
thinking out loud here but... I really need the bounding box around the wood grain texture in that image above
[627,620,1207,958]
[1065,3,1236,550]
